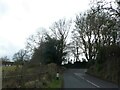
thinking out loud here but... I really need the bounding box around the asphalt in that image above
[63,69,119,88]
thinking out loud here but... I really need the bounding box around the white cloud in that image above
[0,0,90,59]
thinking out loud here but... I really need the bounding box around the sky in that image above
[0,0,114,60]
[0,0,91,59]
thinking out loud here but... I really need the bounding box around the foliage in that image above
[47,78,62,88]
[12,49,30,66]
[3,0,120,87]
[2,63,63,88]
[96,45,120,64]
[3,65,17,72]
[31,34,68,65]
[50,19,72,64]
[0,56,9,62]
[25,28,47,58]
[72,0,119,64]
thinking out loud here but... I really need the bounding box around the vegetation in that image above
[1,0,120,88]
[47,78,63,88]
[2,63,64,88]
[28,19,72,65]
[3,65,18,72]
[1,56,9,61]
[72,0,120,84]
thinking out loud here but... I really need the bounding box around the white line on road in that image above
[86,80,100,88]
[74,73,100,88]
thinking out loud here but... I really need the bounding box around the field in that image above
[3,65,21,72]
[2,63,64,88]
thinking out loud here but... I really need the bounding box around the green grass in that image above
[47,78,62,88]
[2,65,17,72]
[2,65,23,77]
[2,65,23,72]
[2,63,64,88]
[0,66,2,70]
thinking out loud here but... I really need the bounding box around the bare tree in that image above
[73,0,118,66]
[0,56,9,62]
[50,19,71,40]
[25,28,47,57]
[50,19,72,63]
[12,49,29,65]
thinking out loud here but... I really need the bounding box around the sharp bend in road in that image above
[63,69,119,88]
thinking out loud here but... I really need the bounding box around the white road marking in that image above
[74,73,100,88]
[86,80,100,88]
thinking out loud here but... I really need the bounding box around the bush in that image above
[96,45,120,64]
[2,62,64,88]
[46,63,58,81]
[88,45,120,84]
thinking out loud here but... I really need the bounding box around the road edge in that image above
[86,71,120,88]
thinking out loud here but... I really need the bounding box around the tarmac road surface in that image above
[63,69,119,88]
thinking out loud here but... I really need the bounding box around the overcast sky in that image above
[0,0,91,59]
[0,0,114,60]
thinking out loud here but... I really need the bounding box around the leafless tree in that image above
[50,19,72,63]
[25,28,47,57]
[12,49,29,65]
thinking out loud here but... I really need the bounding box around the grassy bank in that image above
[87,58,120,85]
[87,45,120,85]
[47,77,63,88]
[2,63,65,88]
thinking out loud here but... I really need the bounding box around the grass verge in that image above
[47,77,63,88]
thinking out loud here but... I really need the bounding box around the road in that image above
[63,69,119,88]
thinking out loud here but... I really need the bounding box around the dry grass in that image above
[2,63,64,88]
